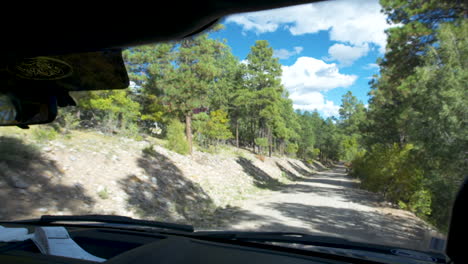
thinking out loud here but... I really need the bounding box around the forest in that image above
[48,0,466,232]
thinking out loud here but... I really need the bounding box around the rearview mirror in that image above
[0,93,57,127]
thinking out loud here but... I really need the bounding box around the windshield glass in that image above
[1,0,466,254]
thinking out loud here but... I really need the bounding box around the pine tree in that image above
[245,40,284,156]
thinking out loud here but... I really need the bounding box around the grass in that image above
[97,187,109,199]
[32,126,58,142]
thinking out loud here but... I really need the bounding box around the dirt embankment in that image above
[0,130,318,224]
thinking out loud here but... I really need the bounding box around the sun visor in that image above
[0,49,129,93]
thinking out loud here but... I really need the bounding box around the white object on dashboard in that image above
[0,225,34,242]
[31,226,105,262]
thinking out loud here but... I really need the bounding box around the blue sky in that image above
[209,0,389,117]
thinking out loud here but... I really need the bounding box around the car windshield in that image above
[0,0,466,254]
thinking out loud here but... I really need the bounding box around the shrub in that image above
[255,137,268,154]
[255,137,268,147]
[56,110,80,133]
[165,119,189,155]
[285,142,299,155]
[97,187,109,199]
[142,145,156,156]
[32,126,58,142]
[304,147,320,160]
[351,144,429,212]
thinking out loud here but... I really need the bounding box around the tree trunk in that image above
[268,128,272,157]
[236,120,239,148]
[251,120,256,153]
[185,114,193,155]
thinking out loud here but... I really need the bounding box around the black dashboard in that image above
[0,225,383,264]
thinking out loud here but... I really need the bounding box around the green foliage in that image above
[192,112,210,146]
[285,142,298,155]
[142,145,157,156]
[97,187,109,200]
[32,126,58,142]
[339,135,361,162]
[352,144,425,206]
[205,110,233,142]
[192,110,232,148]
[165,119,189,155]
[56,109,80,133]
[77,90,141,134]
[409,189,432,216]
[254,137,268,147]
[358,1,467,231]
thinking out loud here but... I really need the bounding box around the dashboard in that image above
[0,225,382,264]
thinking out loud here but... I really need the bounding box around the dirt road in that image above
[218,165,438,251]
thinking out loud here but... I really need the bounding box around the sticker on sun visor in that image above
[8,57,73,80]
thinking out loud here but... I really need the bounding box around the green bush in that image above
[97,187,109,199]
[409,189,432,216]
[142,145,156,156]
[165,119,189,155]
[32,126,58,142]
[285,142,299,155]
[57,110,80,133]
[307,148,321,159]
[120,122,140,139]
[254,137,268,147]
[351,143,431,216]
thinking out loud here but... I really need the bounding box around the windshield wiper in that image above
[193,231,391,253]
[1,214,194,232]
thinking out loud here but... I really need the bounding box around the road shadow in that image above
[288,161,316,177]
[264,202,429,250]
[311,160,328,171]
[119,148,214,225]
[280,184,339,196]
[275,162,304,181]
[301,178,358,189]
[203,206,271,230]
[120,149,266,228]
[236,157,283,190]
[0,136,95,220]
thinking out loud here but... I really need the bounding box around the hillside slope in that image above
[0,128,321,226]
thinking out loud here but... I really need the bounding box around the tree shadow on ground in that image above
[281,176,382,208]
[301,178,358,189]
[311,160,328,171]
[301,160,319,172]
[275,162,304,181]
[119,149,266,228]
[279,184,339,196]
[236,157,283,190]
[264,202,430,250]
[287,161,316,177]
[0,136,95,220]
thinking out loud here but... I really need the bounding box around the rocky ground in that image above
[0,128,442,251]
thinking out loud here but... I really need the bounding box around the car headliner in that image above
[1,0,321,60]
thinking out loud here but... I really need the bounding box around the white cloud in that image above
[273,46,303,59]
[291,92,340,117]
[282,56,357,94]
[226,0,391,53]
[363,63,379,69]
[327,43,369,66]
[294,47,304,54]
[281,57,356,117]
